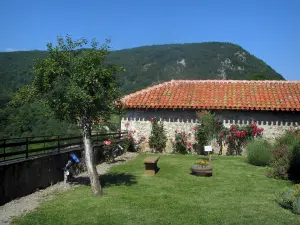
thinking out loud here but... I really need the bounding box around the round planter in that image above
[190,165,213,177]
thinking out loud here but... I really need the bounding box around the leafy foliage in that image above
[194,110,223,154]
[172,131,193,154]
[267,129,300,181]
[246,139,272,166]
[148,117,167,153]
[278,184,300,215]
[221,121,264,155]
[11,35,124,194]
[196,110,223,146]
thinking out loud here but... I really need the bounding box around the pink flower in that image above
[192,127,197,131]
[125,122,130,127]
[188,142,192,149]
[103,140,111,146]
[135,141,139,145]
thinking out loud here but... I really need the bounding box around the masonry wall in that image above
[121,109,300,153]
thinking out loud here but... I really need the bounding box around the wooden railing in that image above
[0,132,127,162]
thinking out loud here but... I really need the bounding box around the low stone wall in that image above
[0,150,83,206]
[121,109,300,153]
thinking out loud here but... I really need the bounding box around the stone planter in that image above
[190,165,213,177]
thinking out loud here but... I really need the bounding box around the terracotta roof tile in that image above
[121,80,300,111]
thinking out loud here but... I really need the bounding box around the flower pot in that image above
[190,165,213,177]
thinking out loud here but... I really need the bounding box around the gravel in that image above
[0,152,138,225]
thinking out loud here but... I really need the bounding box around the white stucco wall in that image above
[121,109,300,153]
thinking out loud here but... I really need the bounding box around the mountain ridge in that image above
[0,42,284,96]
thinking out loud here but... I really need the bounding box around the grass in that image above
[12,155,300,225]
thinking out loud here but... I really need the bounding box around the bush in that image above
[172,131,193,154]
[278,184,300,215]
[293,197,300,215]
[247,139,272,166]
[223,121,264,155]
[266,144,290,179]
[194,110,223,154]
[268,129,300,181]
[148,117,167,153]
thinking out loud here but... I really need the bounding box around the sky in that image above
[0,0,299,80]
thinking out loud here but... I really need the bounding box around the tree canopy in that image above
[12,35,124,194]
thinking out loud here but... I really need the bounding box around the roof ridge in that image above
[171,79,300,83]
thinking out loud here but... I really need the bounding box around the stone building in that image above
[121,80,300,153]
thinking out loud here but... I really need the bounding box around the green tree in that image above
[12,35,123,195]
[148,118,167,152]
[247,73,268,80]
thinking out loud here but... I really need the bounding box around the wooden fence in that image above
[0,132,127,162]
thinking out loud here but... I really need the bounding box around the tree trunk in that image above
[83,121,102,195]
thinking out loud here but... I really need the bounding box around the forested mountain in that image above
[0,42,284,138]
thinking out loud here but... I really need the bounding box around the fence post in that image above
[57,135,60,153]
[25,137,29,158]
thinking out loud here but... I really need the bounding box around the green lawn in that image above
[12,155,300,225]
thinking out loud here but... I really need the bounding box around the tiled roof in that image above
[121,80,300,111]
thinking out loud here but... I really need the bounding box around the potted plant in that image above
[190,160,213,177]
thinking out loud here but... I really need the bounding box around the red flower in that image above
[188,142,192,149]
[103,140,111,146]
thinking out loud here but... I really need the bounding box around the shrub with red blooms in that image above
[221,120,264,155]
[266,144,290,179]
[267,128,300,181]
[173,130,192,154]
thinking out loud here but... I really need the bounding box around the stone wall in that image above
[121,109,300,153]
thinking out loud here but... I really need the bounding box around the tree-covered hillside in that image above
[0,42,284,139]
[0,42,284,96]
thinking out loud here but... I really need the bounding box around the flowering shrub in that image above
[122,122,146,152]
[149,117,167,153]
[267,128,300,181]
[266,144,290,179]
[222,120,264,155]
[102,139,117,162]
[194,110,223,154]
[172,130,193,154]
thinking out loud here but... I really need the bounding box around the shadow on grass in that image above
[70,172,137,187]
